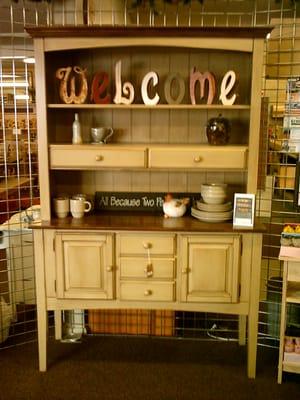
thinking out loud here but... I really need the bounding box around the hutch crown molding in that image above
[27,25,271,378]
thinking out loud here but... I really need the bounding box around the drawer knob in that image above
[106,265,113,272]
[143,242,152,249]
[193,156,202,163]
[95,155,103,161]
[144,289,152,296]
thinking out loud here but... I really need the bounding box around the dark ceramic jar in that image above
[206,114,230,145]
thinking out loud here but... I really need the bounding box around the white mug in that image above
[53,196,70,218]
[70,198,92,218]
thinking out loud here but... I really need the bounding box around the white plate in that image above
[196,200,232,212]
[191,207,233,218]
[191,208,233,222]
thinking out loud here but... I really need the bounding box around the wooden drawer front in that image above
[288,262,300,282]
[120,258,175,279]
[119,281,175,302]
[119,234,175,255]
[148,146,247,169]
[50,146,147,169]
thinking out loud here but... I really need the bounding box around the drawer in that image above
[118,234,175,255]
[120,258,175,279]
[148,146,248,169]
[119,281,175,302]
[49,145,147,169]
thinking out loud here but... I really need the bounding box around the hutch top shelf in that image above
[26,26,271,49]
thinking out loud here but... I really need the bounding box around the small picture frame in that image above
[233,193,255,229]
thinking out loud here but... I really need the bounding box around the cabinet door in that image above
[55,233,114,299]
[180,235,241,303]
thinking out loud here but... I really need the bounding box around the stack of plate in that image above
[191,200,233,223]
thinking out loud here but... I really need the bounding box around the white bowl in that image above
[201,183,227,194]
[201,183,227,204]
[202,193,227,205]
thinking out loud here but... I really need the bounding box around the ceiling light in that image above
[0,82,29,87]
[23,57,35,64]
[0,56,26,60]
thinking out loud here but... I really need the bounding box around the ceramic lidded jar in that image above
[206,114,230,145]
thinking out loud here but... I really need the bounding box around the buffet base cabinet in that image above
[33,228,263,378]
[277,259,300,383]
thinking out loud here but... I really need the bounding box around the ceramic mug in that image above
[70,197,92,218]
[91,127,114,144]
[53,196,70,218]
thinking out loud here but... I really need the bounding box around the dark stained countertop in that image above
[30,212,266,233]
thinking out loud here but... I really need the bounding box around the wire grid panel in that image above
[0,0,44,349]
[1,0,300,348]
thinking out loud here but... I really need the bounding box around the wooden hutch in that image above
[26,26,270,377]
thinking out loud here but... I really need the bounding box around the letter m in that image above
[190,68,216,105]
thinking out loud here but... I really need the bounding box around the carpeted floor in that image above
[0,336,299,400]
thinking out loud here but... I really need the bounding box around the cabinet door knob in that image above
[144,289,152,296]
[106,265,113,272]
[143,242,152,249]
[95,155,103,161]
[193,156,202,163]
[181,268,188,274]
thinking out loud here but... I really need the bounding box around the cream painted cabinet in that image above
[180,235,241,303]
[55,233,114,299]
[28,26,268,377]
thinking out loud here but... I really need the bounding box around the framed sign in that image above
[233,193,255,228]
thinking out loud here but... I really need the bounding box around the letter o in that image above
[164,73,185,105]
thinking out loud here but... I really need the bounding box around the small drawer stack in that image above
[117,233,176,302]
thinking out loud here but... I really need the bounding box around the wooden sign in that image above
[95,192,201,213]
[56,66,88,104]
[90,71,111,104]
[141,71,160,105]
[190,68,216,105]
[57,61,238,106]
[113,60,134,105]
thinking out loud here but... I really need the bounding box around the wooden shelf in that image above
[47,104,251,110]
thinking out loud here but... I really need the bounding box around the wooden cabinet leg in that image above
[54,310,62,340]
[238,315,247,346]
[33,230,48,372]
[37,306,48,372]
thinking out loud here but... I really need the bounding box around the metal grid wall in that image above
[0,0,299,348]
